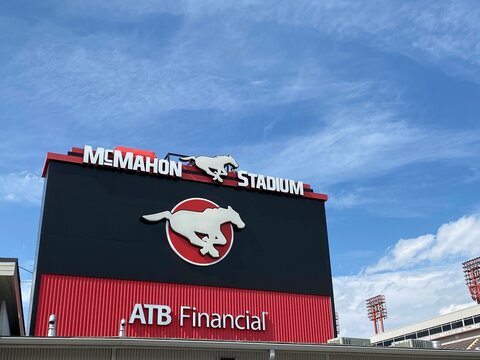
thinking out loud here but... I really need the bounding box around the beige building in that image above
[369,304,480,350]
[0,258,24,337]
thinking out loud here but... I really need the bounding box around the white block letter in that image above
[129,304,146,324]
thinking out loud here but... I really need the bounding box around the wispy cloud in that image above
[67,1,480,81]
[328,187,379,210]
[465,167,480,184]
[236,101,480,187]
[188,1,480,82]
[0,7,341,128]
[5,0,479,133]
[0,172,43,205]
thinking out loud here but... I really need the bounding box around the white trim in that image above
[0,262,15,276]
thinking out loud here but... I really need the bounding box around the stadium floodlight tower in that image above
[366,294,387,335]
[463,256,480,304]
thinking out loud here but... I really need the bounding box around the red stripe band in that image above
[35,274,333,343]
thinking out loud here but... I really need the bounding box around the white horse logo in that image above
[180,155,239,182]
[142,205,245,258]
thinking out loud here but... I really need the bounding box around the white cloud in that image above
[334,263,472,337]
[0,172,43,205]
[366,215,480,274]
[334,214,480,337]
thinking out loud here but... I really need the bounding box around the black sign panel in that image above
[31,160,334,332]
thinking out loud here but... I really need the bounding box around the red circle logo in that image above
[164,198,244,266]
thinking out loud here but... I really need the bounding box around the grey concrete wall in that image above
[0,300,11,336]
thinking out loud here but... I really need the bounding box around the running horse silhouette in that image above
[142,206,245,258]
[180,155,239,183]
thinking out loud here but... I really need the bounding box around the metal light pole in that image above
[366,295,387,334]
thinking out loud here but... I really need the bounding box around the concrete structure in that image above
[1,337,480,360]
[0,258,24,336]
[369,304,480,349]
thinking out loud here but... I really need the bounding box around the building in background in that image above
[369,304,480,350]
[0,258,24,337]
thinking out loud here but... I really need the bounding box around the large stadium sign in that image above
[83,145,305,195]
[31,145,334,343]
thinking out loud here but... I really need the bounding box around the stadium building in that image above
[1,145,479,359]
[369,304,480,350]
[29,145,334,341]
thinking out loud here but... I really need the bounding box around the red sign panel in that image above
[35,274,333,343]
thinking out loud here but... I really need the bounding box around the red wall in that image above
[35,274,333,343]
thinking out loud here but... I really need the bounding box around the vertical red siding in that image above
[35,274,333,343]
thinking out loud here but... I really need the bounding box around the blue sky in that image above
[1,0,480,336]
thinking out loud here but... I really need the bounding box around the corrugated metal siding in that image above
[0,348,265,360]
[34,274,333,343]
[0,348,110,360]
[276,354,477,360]
[1,347,478,360]
[328,355,475,360]
[117,348,267,360]
[276,351,327,360]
